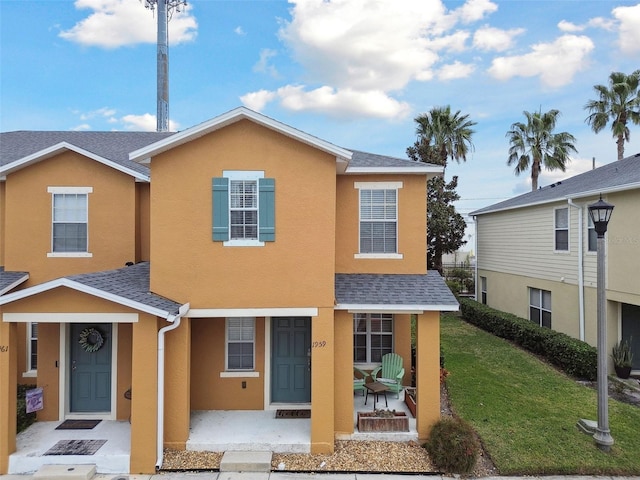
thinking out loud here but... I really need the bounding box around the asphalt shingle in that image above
[472,152,640,215]
[68,262,182,316]
[0,267,29,295]
[335,271,458,308]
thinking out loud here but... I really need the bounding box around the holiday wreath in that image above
[78,327,104,353]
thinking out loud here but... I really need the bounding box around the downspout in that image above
[568,199,585,341]
[156,302,190,470]
[473,215,478,301]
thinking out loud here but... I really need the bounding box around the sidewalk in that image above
[2,474,640,480]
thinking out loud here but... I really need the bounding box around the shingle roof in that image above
[349,150,440,170]
[335,271,459,310]
[67,262,183,316]
[0,267,29,295]
[472,153,640,215]
[0,131,174,176]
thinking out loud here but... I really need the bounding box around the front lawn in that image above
[441,313,640,475]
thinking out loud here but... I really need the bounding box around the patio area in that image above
[8,389,416,475]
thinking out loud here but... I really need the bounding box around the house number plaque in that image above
[312,341,327,348]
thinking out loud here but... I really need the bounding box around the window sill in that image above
[354,253,403,259]
[47,252,93,258]
[220,371,260,378]
[223,240,265,247]
[22,370,37,378]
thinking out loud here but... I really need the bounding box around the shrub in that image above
[424,417,480,474]
[17,384,37,433]
[459,297,597,381]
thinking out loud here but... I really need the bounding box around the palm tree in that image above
[506,109,577,191]
[414,105,476,170]
[411,106,476,274]
[584,70,640,160]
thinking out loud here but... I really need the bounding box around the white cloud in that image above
[79,107,117,121]
[473,25,525,51]
[437,61,476,80]
[234,26,246,36]
[451,0,498,24]
[488,34,594,88]
[253,49,279,77]
[276,85,411,119]
[240,90,277,112]
[72,123,92,131]
[557,20,583,33]
[261,0,498,118]
[121,113,179,131]
[59,0,197,48]
[612,3,640,55]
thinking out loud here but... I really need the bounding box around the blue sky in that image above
[1,0,639,246]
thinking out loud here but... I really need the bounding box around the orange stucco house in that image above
[0,107,458,474]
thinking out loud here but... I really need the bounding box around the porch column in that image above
[0,320,17,474]
[334,310,353,435]
[415,311,440,443]
[163,317,191,449]
[310,307,335,454]
[129,315,159,474]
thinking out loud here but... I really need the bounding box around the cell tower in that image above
[144,0,187,132]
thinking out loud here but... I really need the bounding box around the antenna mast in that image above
[145,0,187,132]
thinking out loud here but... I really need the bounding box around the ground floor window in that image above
[353,313,393,363]
[480,276,487,304]
[226,317,255,370]
[27,322,38,372]
[529,288,551,328]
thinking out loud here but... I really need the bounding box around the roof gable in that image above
[472,153,640,215]
[0,131,173,180]
[129,107,353,165]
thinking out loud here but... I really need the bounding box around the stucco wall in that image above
[3,151,137,285]
[335,174,427,274]
[148,120,336,309]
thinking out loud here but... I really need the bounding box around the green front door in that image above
[271,317,311,403]
[70,324,112,413]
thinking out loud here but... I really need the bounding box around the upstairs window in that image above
[226,317,255,370]
[355,182,402,258]
[587,213,597,252]
[48,187,92,257]
[353,313,393,364]
[554,207,569,251]
[212,171,275,246]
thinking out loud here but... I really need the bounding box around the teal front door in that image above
[70,324,112,413]
[271,317,311,403]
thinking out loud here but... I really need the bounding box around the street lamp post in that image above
[587,195,615,452]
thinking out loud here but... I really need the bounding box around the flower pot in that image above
[615,365,632,379]
[357,411,409,432]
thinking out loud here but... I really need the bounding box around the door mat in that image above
[275,409,310,419]
[44,439,107,456]
[55,419,102,430]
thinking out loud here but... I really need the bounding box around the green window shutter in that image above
[212,177,229,241]
[258,178,275,242]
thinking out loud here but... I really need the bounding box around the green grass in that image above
[441,313,640,475]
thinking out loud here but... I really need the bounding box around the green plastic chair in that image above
[371,353,405,398]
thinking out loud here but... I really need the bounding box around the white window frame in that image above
[23,322,38,377]
[353,313,394,366]
[480,276,487,304]
[47,186,93,258]
[223,171,264,247]
[354,182,403,259]
[529,287,552,328]
[554,206,569,252]
[225,317,255,371]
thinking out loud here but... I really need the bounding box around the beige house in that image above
[472,153,640,375]
[0,107,458,475]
